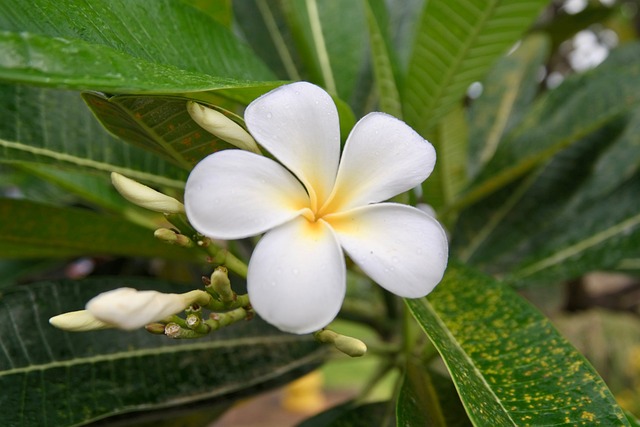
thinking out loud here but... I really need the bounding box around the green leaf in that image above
[625,411,640,427]
[467,34,550,178]
[0,277,324,426]
[280,0,370,109]
[299,401,395,427]
[17,164,134,214]
[0,30,279,96]
[406,263,630,426]
[403,0,549,135]
[183,0,233,28]
[0,84,187,189]
[233,0,303,81]
[422,105,469,212]
[506,169,640,285]
[452,42,640,213]
[363,0,402,117]
[396,361,446,426]
[452,116,623,272]
[0,199,203,261]
[82,93,240,170]
[0,0,274,83]
[396,361,472,427]
[452,48,640,283]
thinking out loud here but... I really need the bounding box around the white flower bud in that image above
[49,310,113,332]
[86,288,210,330]
[187,101,260,154]
[111,172,185,214]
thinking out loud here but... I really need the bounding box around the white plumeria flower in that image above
[185,82,448,334]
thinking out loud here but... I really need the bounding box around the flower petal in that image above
[247,216,346,334]
[244,82,340,208]
[322,112,436,213]
[327,203,448,298]
[185,150,309,239]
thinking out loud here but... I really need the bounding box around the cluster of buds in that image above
[49,267,253,339]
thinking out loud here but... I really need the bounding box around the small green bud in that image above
[145,323,167,334]
[314,329,367,357]
[208,266,235,303]
[154,228,194,247]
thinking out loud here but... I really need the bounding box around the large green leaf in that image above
[280,0,371,111]
[467,34,550,178]
[396,361,448,426]
[363,0,402,117]
[506,168,640,285]
[403,0,549,135]
[82,93,240,170]
[452,117,623,272]
[453,111,640,286]
[0,277,324,426]
[452,42,640,213]
[452,46,640,284]
[0,199,203,261]
[406,263,629,426]
[397,363,472,427]
[0,0,274,83]
[0,30,278,96]
[0,84,187,188]
[233,0,303,81]
[422,105,469,212]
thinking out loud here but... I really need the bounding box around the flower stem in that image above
[198,238,249,278]
[205,307,249,330]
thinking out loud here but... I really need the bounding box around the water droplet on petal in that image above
[266,112,273,119]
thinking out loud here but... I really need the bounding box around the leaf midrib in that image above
[409,0,501,131]
[0,335,312,378]
[0,138,186,189]
[410,298,519,426]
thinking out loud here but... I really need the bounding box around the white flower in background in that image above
[185,82,448,334]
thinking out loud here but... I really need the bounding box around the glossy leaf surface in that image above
[403,0,549,135]
[0,199,202,261]
[0,277,323,426]
[0,84,187,188]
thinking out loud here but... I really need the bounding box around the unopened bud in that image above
[164,322,182,338]
[49,310,112,332]
[208,266,235,302]
[164,322,205,339]
[187,101,260,154]
[154,228,193,247]
[145,323,167,334]
[333,335,367,357]
[86,288,211,330]
[111,172,185,214]
[314,329,367,357]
